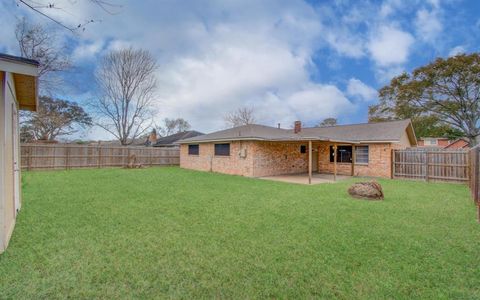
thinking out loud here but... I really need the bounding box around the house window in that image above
[300,145,307,153]
[424,138,438,145]
[188,144,199,155]
[330,145,352,163]
[214,143,230,156]
[355,146,369,164]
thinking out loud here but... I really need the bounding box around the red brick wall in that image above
[317,143,396,178]
[251,141,311,177]
[181,141,408,178]
[180,141,255,176]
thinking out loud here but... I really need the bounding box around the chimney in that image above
[148,129,157,145]
[294,121,302,134]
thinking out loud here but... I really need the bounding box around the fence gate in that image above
[393,149,469,183]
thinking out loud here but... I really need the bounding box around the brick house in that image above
[178,119,416,182]
[418,137,470,150]
[417,137,451,148]
[444,138,470,150]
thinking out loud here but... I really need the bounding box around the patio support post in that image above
[308,140,312,184]
[351,144,355,176]
[333,143,337,181]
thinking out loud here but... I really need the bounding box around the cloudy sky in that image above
[1,0,480,139]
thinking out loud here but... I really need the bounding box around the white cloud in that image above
[374,66,405,84]
[346,78,377,102]
[415,8,442,43]
[368,25,415,66]
[448,45,466,57]
[324,30,365,58]
[379,0,404,18]
[286,84,353,122]
[72,40,104,62]
[155,31,355,131]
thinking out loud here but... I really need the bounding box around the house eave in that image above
[1,58,39,111]
[178,137,393,144]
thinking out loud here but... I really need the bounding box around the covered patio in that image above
[280,140,360,184]
[259,172,351,185]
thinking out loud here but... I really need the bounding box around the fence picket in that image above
[21,143,180,170]
[393,149,469,182]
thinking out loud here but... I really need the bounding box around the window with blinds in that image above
[355,145,369,164]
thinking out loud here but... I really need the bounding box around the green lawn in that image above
[1,167,479,299]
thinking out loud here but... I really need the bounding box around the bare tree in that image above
[224,107,256,128]
[16,0,121,33]
[92,47,157,145]
[317,118,337,127]
[157,118,191,137]
[15,17,71,94]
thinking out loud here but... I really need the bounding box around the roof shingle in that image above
[154,130,204,146]
[179,119,415,144]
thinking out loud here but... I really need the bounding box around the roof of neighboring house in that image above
[179,119,416,145]
[419,137,450,140]
[154,130,204,147]
[0,53,39,111]
[445,137,470,149]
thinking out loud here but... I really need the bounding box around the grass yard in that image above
[1,167,479,299]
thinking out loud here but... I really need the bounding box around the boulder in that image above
[348,181,384,200]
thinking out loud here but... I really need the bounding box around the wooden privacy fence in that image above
[392,149,469,182]
[469,145,480,220]
[21,143,180,170]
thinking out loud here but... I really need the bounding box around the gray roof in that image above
[179,119,415,144]
[154,130,204,146]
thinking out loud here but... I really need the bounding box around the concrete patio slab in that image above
[258,173,351,185]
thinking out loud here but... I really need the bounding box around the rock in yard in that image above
[348,181,384,200]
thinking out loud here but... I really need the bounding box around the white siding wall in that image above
[0,71,19,252]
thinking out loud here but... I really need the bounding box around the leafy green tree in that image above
[317,118,337,127]
[21,96,92,141]
[369,53,480,144]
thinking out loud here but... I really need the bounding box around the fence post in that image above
[97,146,101,168]
[65,146,70,170]
[27,146,32,171]
[150,149,153,167]
[425,151,430,182]
[390,149,394,179]
[475,148,479,205]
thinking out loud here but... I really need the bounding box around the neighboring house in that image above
[418,137,471,150]
[144,130,158,146]
[0,54,39,253]
[444,138,470,150]
[178,119,416,180]
[154,131,204,148]
[417,137,450,148]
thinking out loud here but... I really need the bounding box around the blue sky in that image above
[1,0,480,139]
